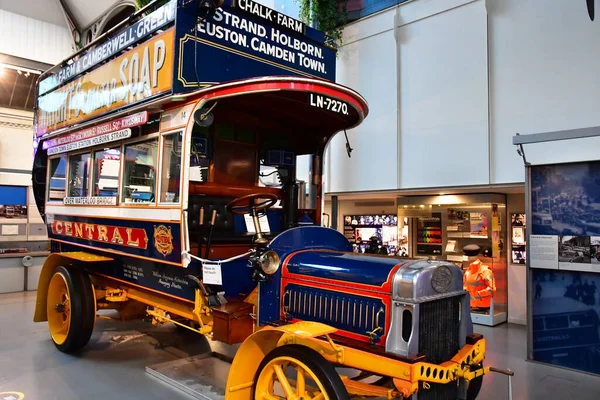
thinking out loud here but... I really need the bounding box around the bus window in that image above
[160,132,182,203]
[122,139,158,203]
[68,153,91,197]
[93,148,121,197]
[48,155,67,201]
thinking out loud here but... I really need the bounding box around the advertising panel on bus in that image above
[35,28,175,136]
[38,0,177,96]
[174,0,335,90]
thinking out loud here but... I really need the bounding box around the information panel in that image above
[529,161,600,375]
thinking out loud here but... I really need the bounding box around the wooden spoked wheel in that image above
[46,266,95,353]
[254,346,349,400]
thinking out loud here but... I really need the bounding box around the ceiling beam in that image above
[55,0,83,50]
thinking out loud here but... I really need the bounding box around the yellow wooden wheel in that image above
[45,266,95,353]
[254,346,349,400]
[47,271,72,346]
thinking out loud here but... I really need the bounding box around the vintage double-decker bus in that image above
[31,0,510,398]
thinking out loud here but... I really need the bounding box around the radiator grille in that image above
[417,296,462,400]
[284,284,385,338]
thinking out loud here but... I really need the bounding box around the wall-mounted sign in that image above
[36,28,174,136]
[38,0,177,96]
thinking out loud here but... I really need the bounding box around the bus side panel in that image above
[46,214,182,265]
[53,242,257,303]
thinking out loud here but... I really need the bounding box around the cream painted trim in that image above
[45,205,181,221]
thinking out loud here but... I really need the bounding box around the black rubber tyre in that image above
[253,345,350,400]
[73,268,96,349]
[466,363,484,400]
[47,266,86,353]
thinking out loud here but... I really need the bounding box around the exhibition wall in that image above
[489,0,600,183]
[326,8,399,193]
[0,9,72,65]
[324,0,600,193]
[0,107,47,244]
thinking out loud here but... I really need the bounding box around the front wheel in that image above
[253,345,349,400]
[46,266,95,353]
[466,363,484,400]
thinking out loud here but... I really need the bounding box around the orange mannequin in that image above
[463,258,495,309]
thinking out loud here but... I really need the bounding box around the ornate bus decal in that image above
[153,225,174,257]
[50,219,149,249]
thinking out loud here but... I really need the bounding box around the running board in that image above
[146,352,233,400]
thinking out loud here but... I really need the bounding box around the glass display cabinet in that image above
[397,193,508,326]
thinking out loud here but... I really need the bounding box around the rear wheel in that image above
[253,345,349,400]
[46,266,95,353]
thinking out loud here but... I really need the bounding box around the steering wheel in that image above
[226,193,279,216]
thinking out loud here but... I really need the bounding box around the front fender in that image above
[225,322,339,400]
[33,252,112,322]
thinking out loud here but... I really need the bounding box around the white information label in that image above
[244,214,271,233]
[530,235,559,269]
[1,225,19,235]
[202,262,223,285]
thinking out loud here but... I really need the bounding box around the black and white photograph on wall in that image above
[559,236,591,263]
[511,213,525,226]
[344,214,397,226]
[512,249,526,264]
[591,237,600,265]
[344,214,398,255]
[531,161,600,236]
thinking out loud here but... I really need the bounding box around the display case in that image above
[397,194,508,326]
[343,214,402,255]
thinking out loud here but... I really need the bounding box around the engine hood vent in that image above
[282,249,404,295]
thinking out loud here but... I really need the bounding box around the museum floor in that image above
[1,291,599,400]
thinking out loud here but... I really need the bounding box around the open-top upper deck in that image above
[31,0,368,271]
[34,0,337,139]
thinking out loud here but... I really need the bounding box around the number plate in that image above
[308,93,350,116]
